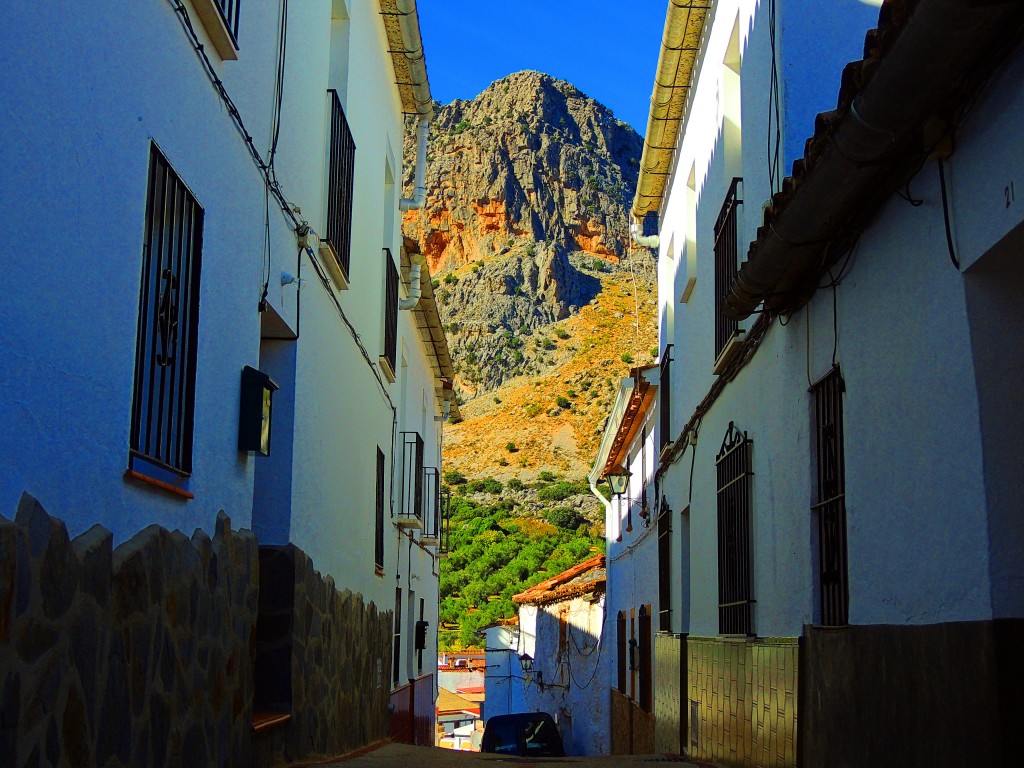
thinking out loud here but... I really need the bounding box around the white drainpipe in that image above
[400,114,431,211]
[630,221,660,249]
[399,258,423,310]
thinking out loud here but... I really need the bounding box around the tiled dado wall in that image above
[687,636,798,768]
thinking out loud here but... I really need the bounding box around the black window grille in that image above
[417,598,426,674]
[375,448,386,570]
[717,421,754,635]
[381,249,399,377]
[638,605,652,712]
[392,587,402,687]
[130,144,204,476]
[325,90,356,280]
[660,345,673,451]
[423,467,441,541]
[438,487,451,556]
[616,612,627,693]
[813,367,849,626]
[400,432,424,524]
[714,178,743,362]
[215,0,241,43]
[657,506,672,632]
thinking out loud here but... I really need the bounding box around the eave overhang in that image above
[631,1,712,223]
[727,0,1024,320]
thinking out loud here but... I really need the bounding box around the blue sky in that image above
[417,1,668,136]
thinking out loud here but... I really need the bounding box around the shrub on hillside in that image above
[444,470,467,485]
[545,506,586,530]
[537,481,589,502]
[467,477,503,494]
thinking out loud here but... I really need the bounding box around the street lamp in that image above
[605,465,631,497]
[518,652,534,675]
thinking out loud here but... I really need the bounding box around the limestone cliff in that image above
[402,71,657,481]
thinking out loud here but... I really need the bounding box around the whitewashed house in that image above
[0,0,452,762]
[505,555,608,756]
[629,0,1024,766]
[588,366,661,754]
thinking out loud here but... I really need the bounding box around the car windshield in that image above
[482,713,564,757]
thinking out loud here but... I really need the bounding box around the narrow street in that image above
[315,743,717,767]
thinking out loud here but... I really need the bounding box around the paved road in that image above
[313,742,717,767]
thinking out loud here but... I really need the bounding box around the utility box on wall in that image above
[239,365,279,456]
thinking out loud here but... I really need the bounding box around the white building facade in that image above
[0,0,452,761]
[588,367,663,754]
[630,0,1024,766]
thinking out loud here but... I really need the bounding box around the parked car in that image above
[480,712,565,757]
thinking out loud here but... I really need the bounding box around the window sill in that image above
[379,356,397,383]
[191,0,239,61]
[320,241,350,289]
[713,329,746,375]
[124,469,195,500]
[375,565,385,578]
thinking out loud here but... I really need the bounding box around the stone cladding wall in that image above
[0,493,259,768]
[255,545,392,763]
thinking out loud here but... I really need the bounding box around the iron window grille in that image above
[616,612,627,693]
[392,587,402,687]
[812,367,850,626]
[324,90,356,281]
[657,503,672,632]
[438,487,452,556]
[421,467,441,545]
[716,421,754,635]
[381,249,399,379]
[714,178,743,362]
[215,0,241,43]
[375,448,386,570]
[638,605,653,712]
[130,144,204,476]
[659,345,673,451]
[399,432,424,526]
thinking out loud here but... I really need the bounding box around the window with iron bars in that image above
[616,612,627,693]
[657,504,672,632]
[659,345,673,451]
[714,178,743,363]
[717,421,754,635]
[375,448,386,570]
[422,467,441,544]
[392,587,402,687]
[381,249,399,379]
[130,143,204,477]
[400,432,424,524]
[812,367,849,626]
[324,90,356,281]
[214,0,241,42]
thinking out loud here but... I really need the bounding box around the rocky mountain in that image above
[403,71,657,482]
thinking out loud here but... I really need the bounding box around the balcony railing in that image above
[324,90,355,283]
[398,432,424,529]
[420,468,441,546]
[714,178,743,365]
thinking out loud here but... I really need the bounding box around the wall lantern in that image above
[238,365,279,456]
[606,465,631,497]
[518,652,534,675]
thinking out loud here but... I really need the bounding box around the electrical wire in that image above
[165,0,300,233]
[938,158,961,270]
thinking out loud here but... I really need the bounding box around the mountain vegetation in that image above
[403,71,658,648]
[438,473,606,650]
